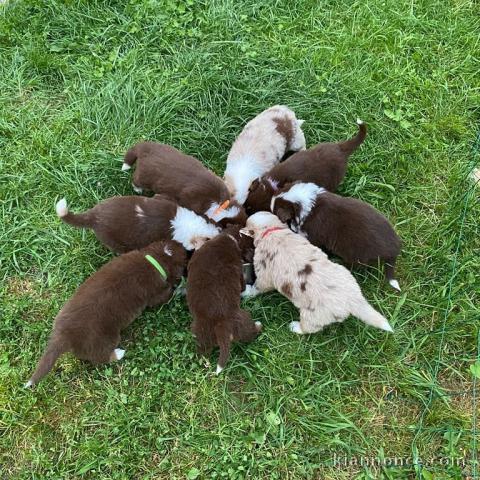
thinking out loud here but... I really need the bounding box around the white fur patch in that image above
[289,321,304,334]
[389,279,401,291]
[241,284,260,298]
[255,321,262,329]
[114,348,125,360]
[216,364,223,375]
[227,234,238,246]
[164,245,173,256]
[132,184,143,194]
[275,183,325,225]
[121,162,131,171]
[55,198,68,217]
[171,207,220,250]
[356,118,364,125]
[24,380,33,388]
[224,156,265,205]
[135,205,146,218]
[266,177,279,191]
[205,202,241,223]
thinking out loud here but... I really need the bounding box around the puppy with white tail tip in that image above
[55,194,221,253]
[187,225,262,375]
[25,240,187,387]
[241,212,394,335]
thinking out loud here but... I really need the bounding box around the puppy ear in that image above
[275,206,294,224]
[249,178,260,192]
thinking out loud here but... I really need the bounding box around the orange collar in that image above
[213,199,230,216]
[261,227,284,239]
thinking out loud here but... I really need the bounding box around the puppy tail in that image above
[56,198,95,229]
[122,145,139,171]
[353,301,393,332]
[339,119,367,155]
[25,336,66,387]
[215,323,232,375]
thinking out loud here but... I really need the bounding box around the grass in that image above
[0,0,479,478]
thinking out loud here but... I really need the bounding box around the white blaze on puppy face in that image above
[164,245,173,256]
[171,207,220,250]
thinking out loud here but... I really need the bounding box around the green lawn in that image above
[1,1,479,478]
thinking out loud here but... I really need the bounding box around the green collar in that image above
[145,254,168,281]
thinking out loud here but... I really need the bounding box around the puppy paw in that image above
[216,364,223,375]
[241,284,259,298]
[289,321,304,335]
[255,321,262,332]
[24,380,33,388]
[388,279,401,292]
[114,348,126,361]
[132,184,143,194]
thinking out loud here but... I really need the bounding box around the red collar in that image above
[261,227,285,239]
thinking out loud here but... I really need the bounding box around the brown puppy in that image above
[244,120,366,214]
[122,142,246,227]
[271,182,402,290]
[187,225,262,374]
[25,240,187,386]
[56,195,221,253]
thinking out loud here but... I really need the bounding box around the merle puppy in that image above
[187,225,262,374]
[122,142,246,227]
[271,182,402,290]
[56,194,221,253]
[26,240,187,386]
[244,120,366,214]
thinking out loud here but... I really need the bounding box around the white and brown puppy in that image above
[224,105,306,205]
[244,120,367,214]
[270,183,402,290]
[26,240,187,386]
[241,212,393,335]
[56,194,221,253]
[122,142,246,227]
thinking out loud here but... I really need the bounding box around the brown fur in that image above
[124,142,246,226]
[187,226,261,371]
[272,188,401,282]
[244,122,367,214]
[27,240,187,385]
[59,195,178,253]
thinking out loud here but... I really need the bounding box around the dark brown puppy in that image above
[271,182,402,290]
[122,142,247,227]
[56,194,221,253]
[26,240,187,386]
[187,225,262,374]
[244,120,366,214]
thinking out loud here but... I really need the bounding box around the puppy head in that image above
[270,196,300,231]
[270,182,322,232]
[242,212,285,241]
[223,224,255,262]
[244,177,279,215]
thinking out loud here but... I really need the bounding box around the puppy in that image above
[241,212,393,334]
[56,194,221,253]
[224,105,306,205]
[25,240,187,386]
[122,142,246,227]
[244,120,367,214]
[271,183,402,290]
[187,225,262,374]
